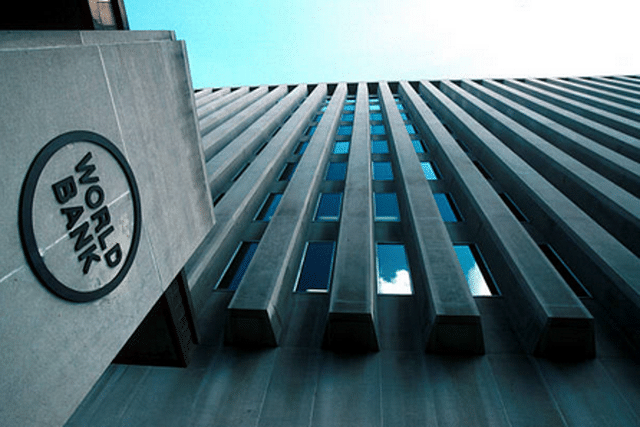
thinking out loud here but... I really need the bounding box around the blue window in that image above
[279,162,297,181]
[372,140,389,154]
[433,193,461,222]
[343,104,355,112]
[217,241,259,290]
[337,125,352,136]
[306,125,316,136]
[400,113,408,120]
[376,243,412,294]
[405,124,416,134]
[296,241,335,292]
[341,113,354,122]
[374,193,400,221]
[313,114,323,122]
[453,245,495,296]
[370,113,383,121]
[421,162,440,180]
[412,139,426,153]
[255,193,282,222]
[295,141,308,155]
[373,161,394,180]
[315,193,342,221]
[333,140,350,154]
[326,162,347,181]
[371,124,386,135]
[396,102,405,110]
[369,104,381,111]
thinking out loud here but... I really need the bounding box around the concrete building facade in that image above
[63,75,640,426]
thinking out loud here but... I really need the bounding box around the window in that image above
[433,193,461,222]
[306,125,316,136]
[346,97,356,103]
[279,162,297,181]
[412,139,426,153]
[343,104,355,112]
[473,160,492,179]
[421,161,440,180]
[313,114,323,122]
[373,161,394,180]
[374,192,400,221]
[232,162,250,182]
[539,244,590,297]
[370,113,383,121]
[400,113,408,120]
[396,102,405,110]
[315,193,342,221]
[255,193,282,222]
[333,140,350,154]
[372,140,389,154]
[453,245,497,296]
[341,113,354,122]
[326,162,347,181]
[369,104,381,111]
[295,141,308,155]
[337,125,352,136]
[499,193,528,222]
[295,241,335,292]
[217,241,259,290]
[405,124,416,134]
[376,243,412,295]
[371,124,386,135]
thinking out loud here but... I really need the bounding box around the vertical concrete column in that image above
[460,80,640,197]
[200,85,268,136]
[197,86,248,120]
[504,79,640,140]
[565,77,640,105]
[440,80,640,258]
[186,84,326,310]
[483,79,640,163]
[226,83,347,346]
[207,84,307,196]
[420,79,640,353]
[379,82,484,354]
[325,82,378,351]
[408,81,594,357]
[610,76,640,89]
[203,85,287,160]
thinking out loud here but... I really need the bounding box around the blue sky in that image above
[126,0,640,89]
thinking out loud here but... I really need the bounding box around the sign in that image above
[19,131,141,302]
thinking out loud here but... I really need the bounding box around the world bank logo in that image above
[19,131,142,302]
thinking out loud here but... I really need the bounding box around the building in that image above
[63,75,640,426]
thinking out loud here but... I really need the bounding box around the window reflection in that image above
[333,141,350,154]
[326,162,347,181]
[374,193,400,221]
[376,243,412,295]
[373,161,394,180]
[296,242,335,292]
[372,140,389,154]
[217,242,259,290]
[433,193,461,222]
[315,193,342,221]
[453,245,494,296]
[255,193,282,222]
[421,161,439,180]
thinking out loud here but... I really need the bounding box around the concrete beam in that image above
[461,79,640,197]
[226,84,346,346]
[440,80,640,258]
[414,81,594,358]
[379,82,484,354]
[568,77,640,98]
[548,78,640,110]
[325,82,379,352]
[197,86,249,122]
[487,79,640,163]
[203,85,287,161]
[195,87,230,109]
[200,85,268,136]
[610,75,640,89]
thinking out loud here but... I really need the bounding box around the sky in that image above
[125,0,640,90]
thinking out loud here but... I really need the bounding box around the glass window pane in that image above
[315,193,342,221]
[405,124,416,134]
[326,162,347,181]
[337,125,352,136]
[255,193,282,222]
[341,113,354,122]
[372,140,389,154]
[433,193,460,222]
[453,245,493,296]
[539,244,590,297]
[376,243,412,295]
[333,140,350,154]
[370,113,383,121]
[412,139,426,153]
[306,125,316,136]
[279,162,297,181]
[313,114,323,122]
[373,161,394,180]
[400,113,408,120]
[371,124,386,135]
[343,104,355,112]
[369,104,381,111]
[296,242,335,292]
[217,242,259,290]
[421,161,439,180]
[397,103,405,110]
[295,141,308,155]
[374,193,400,221]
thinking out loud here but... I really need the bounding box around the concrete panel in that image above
[186,85,326,313]
[440,80,640,258]
[411,80,594,358]
[203,85,287,161]
[380,82,484,354]
[226,84,346,346]
[464,79,640,195]
[200,85,267,136]
[326,82,378,351]
[485,79,640,163]
[0,30,174,49]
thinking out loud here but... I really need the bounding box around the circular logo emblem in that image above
[19,131,141,302]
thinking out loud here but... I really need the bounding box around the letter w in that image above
[75,152,99,184]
